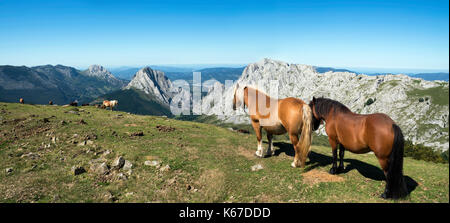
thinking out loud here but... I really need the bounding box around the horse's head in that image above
[232,83,244,110]
[309,97,322,131]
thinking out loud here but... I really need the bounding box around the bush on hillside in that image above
[403,140,448,163]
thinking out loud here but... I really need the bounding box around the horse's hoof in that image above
[329,167,337,175]
[254,153,263,158]
[336,166,345,174]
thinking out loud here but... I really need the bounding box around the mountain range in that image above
[0,60,448,151]
[0,64,127,104]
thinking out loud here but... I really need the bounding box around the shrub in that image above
[364,98,376,106]
[403,140,447,163]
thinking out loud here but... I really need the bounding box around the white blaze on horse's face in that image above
[233,84,244,110]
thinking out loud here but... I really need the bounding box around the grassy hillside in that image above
[0,102,448,203]
[92,88,173,117]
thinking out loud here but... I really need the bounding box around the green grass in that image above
[0,102,448,203]
[407,85,449,106]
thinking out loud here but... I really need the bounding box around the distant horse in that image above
[49,101,53,105]
[103,100,118,111]
[69,101,78,106]
[309,97,407,199]
[19,98,24,104]
[233,84,313,168]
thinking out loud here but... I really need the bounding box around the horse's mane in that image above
[313,97,351,118]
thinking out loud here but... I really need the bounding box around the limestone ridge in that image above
[85,65,125,86]
[201,58,449,151]
[125,67,179,104]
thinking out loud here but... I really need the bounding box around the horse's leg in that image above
[251,121,263,158]
[328,139,339,174]
[289,133,302,168]
[265,133,273,157]
[337,144,345,173]
[378,157,391,198]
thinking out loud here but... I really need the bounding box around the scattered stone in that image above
[86,140,94,145]
[111,131,118,137]
[227,128,234,131]
[159,164,171,172]
[129,131,144,137]
[77,141,87,146]
[51,136,57,143]
[251,164,263,171]
[125,192,134,197]
[156,125,175,132]
[167,178,176,185]
[42,118,50,123]
[116,172,128,181]
[103,191,115,202]
[186,184,192,190]
[112,156,125,170]
[71,166,86,175]
[84,134,97,140]
[67,111,79,115]
[123,160,133,171]
[5,168,13,174]
[78,119,87,125]
[21,152,40,160]
[72,134,79,138]
[144,160,160,167]
[90,162,110,175]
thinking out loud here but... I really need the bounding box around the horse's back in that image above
[364,113,396,157]
[278,97,307,133]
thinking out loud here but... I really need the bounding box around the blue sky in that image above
[0,0,448,71]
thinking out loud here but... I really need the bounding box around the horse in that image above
[49,101,53,105]
[19,98,24,104]
[103,100,118,111]
[233,84,313,168]
[309,97,408,199]
[69,101,78,106]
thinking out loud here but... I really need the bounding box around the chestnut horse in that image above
[233,84,313,168]
[309,97,407,199]
[103,100,118,111]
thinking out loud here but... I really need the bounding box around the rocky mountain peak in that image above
[88,64,108,74]
[84,65,126,87]
[125,67,174,104]
[86,65,115,79]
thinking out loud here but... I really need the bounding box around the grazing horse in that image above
[103,100,118,111]
[309,97,408,199]
[69,101,78,106]
[19,98,24,104]
[233,84,313,168]
[49,101,53,105]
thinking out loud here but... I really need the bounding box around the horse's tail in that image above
[387,124,408,199]
[297,104,313,167]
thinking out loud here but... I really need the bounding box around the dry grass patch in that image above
[196,169,226,202]
[301,169,344,185]
[237,146,255,160]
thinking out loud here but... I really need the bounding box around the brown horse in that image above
[103,100,118,111]
[19,98,24,104]
[233,84,313,168]
[309,97,408,199]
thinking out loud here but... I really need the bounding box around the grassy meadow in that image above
[0,102,448,203]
